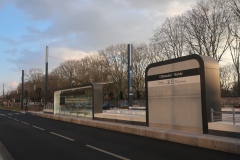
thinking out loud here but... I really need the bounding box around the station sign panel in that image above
[145,55,221,134]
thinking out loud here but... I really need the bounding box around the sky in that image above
[0,0,197,94]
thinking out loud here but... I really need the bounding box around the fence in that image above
[211,108,240,125]
[44,103,54,110]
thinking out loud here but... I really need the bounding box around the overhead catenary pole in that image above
[128,44,133,106]
[2,83,4,100]
[21,70,24,110]
[238,52,239,97]
[238,42,240,103]
[45,46,48,107]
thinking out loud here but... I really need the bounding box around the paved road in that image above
[0,109,239,160]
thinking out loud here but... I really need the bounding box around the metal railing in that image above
[44,103,53,110]
[211,108,240,125]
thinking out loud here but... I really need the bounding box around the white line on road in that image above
[86,145,131,160]
[50,132,75,141]
[32,125,45,131]
[13,118,19,122]
[21,121,29,125]
[0,114,5,116]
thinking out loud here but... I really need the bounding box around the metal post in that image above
[233,107,235,125]
[2,83,4,100]
[128,44,133,107]
[238,42,240,98]
[45,46,49,108]
[211,108,214,122]
[238,53,239,102]
[21,70,24,110]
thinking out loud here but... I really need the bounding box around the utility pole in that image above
[2,83,4,100]
[21,70,24,110]
[238,42,240,103]
[45,46,48,107]
[238,52,239,97]
[128,44,133,106]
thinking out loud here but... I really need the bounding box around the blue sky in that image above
[0,3,49,92]
[0,0,197,94]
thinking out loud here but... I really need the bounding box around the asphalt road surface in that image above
[0,109,239,160]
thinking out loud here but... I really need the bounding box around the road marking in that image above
[8,113,13,115]
[13,118,19,122]
[21,121,29,125]
[32,125,45,131]
[50,132,75,141]
[0,114,5,116]
[14,113,20,115]
[86,145,131,160]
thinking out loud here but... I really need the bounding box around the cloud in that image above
[49,47,90,61]
[165,1,195,16]
[6,45,91,74]
[47,46,91,71]
[0,0,198,93]
[0,0,14,9]
[0,36,19,46]
[4,48,18,54]
[8,81,19,89]
[7,49,45,72]
[11,0,196,52]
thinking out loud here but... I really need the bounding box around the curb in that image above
[0,141,14,160]
[27,111,240,155]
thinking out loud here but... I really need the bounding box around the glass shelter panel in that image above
[54,91,61,114]
[55,88,93,118]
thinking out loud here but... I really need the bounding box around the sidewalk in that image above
[27,111,240,155]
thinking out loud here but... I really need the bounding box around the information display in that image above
[148,68,200,87]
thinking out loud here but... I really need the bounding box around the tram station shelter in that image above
[54,83,105,119]
[145,54,221,134]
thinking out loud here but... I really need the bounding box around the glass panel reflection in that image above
[58,88,92,118]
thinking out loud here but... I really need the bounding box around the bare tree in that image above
[225,0,240,97]
[220,64,236,96]
[151,16,186,59]
[80,54,110,83]
[99,44,128,98]
[58,60,79,87]
[229,0,240,20]
[147,43,166,63]
[132,43,150,98]
[183,0,230,62]
[24,68,44,102]
[26,68,44,82]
